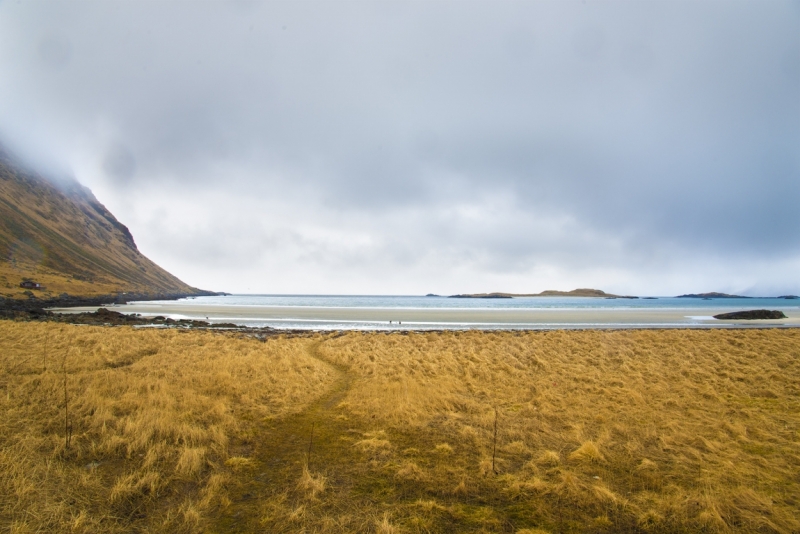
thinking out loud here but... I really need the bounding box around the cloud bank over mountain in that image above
[1,1,798,295]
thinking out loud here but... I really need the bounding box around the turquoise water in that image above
[180,294,797,310]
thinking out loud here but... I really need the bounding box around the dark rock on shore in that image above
[778,295,799,299]
[0,301,267,331]
[713,310,787,320]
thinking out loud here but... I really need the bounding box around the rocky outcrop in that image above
[713,310,787,320]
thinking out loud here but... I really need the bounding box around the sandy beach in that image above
[50,300,800,329]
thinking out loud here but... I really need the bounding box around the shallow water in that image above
[52,295,800,330]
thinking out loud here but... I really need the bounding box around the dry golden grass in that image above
[0,263,125,299]
[0,321,334,532]
[2,323,799,532]
[317,329,800,532]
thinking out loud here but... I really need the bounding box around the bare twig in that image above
[42,332,48,373]
[307,422,315,469]
[492,407,499,475]
[63,351,70,449]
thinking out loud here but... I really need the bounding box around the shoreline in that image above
[46,300,800,330]
[0,290,221,320]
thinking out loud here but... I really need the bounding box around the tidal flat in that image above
[1,321,798,532]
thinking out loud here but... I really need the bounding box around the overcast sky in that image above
[1,1,798,295]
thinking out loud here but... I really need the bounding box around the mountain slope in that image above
[0,147,203,299]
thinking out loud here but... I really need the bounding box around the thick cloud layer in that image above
[1,1,798,295]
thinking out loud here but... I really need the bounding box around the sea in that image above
[82,294,800,331]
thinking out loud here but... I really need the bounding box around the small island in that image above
[449,293,512,299]
[449,288,638,299]
[677,292,751,299]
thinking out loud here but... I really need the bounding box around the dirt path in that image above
[213,339,356,532]
[210,339,515,533]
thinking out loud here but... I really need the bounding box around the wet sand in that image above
[49,301,800,329]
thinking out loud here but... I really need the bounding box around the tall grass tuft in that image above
[297,466,326,499]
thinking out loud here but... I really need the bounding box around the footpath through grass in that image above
[214,341,357,531]
[213,340,557,533]
[338,329,800,533]
[216,330,800,533]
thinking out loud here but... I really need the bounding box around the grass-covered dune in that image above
[1,322,798,533]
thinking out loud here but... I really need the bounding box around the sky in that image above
[1,0,798,296]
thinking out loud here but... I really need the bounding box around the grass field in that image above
[1,322,798,532]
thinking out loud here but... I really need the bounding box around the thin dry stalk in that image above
[42,332,47,373]
[307,422,315,470]
[492,406,499,475]
[63,350,70,450]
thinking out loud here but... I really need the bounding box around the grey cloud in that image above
[0,0,798,294]
[572,26,606,62]
[102,143,137,183]
[37,32,72,68]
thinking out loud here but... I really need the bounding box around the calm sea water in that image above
[178,294,796,310]
[105,294,800,330]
